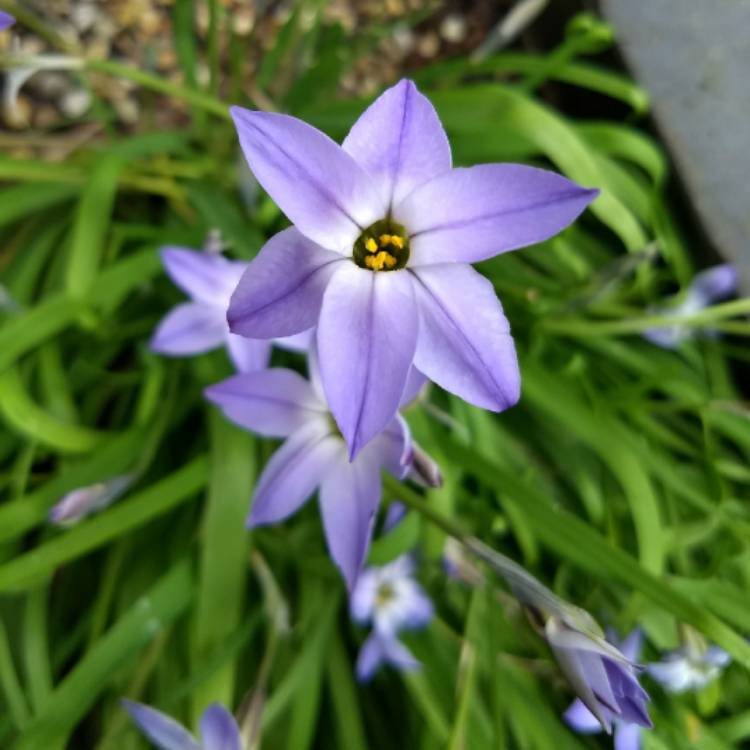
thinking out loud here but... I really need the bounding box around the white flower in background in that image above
[647,643,730,693]
[644,264,737,348]
[350,555,433,681]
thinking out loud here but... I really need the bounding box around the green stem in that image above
[0,617,30,729]
[382,474,561,614]
[207,0,221,97]
[542,297,750,337]
[0,2,80,53]
[83,59,232,119]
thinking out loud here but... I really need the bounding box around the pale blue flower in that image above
[644,264,737,348]
[647,644,730,693]
[123,700,241,750]
[350,555,433,681]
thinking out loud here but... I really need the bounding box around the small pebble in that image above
[417,31,440,58]
[114,96,140,125]
[71,3,98,33]
[232,8,255,36]
[440,14,467,44]
[60,87,92,118]
[392,24,415,54]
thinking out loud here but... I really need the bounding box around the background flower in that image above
[647,644,730,693]
[123,699,241,750]
[350,555,434,681]
[205,364,413,589]
[644,264,737,348]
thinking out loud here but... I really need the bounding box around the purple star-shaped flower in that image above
[564,629,646,750]
[150,246,308,372]
[123,699,241,750]
[0,12,14,30]
[205,359,415,589]
[350,555,434,681]
[227,79,598,457]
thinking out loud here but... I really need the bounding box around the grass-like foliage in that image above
[0,5,749,749]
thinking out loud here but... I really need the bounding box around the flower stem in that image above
[542,296,750,337]
[383,474,562,613]
[83,58,232,120]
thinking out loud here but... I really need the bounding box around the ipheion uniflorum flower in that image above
[228,79,598,457]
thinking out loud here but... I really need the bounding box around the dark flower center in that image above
[353,219,410,271]
[375,582,396,607]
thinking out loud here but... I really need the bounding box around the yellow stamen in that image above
[364,250,397,271]
[390,235,404,249]
[379,234,392,246]
[365,237,378,253]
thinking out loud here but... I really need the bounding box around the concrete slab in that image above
[601,0,750,279]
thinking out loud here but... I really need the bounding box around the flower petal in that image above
[691,264,737,305]
[273,329,313,353]
[603,659,651,727]
[318,264,418,458]
[398,583,434,630]
[205,368,324,438]
[400,366,427,407]
[225,333,272,373]
[350,568,379,624]
[161,247,245,305]
[383,501,407,533]
[49,475,133,525]
[356,633,387,682]
[151,302,226,356]
[578,651,619,717]
[552,647,612,734]
[546,620,612,734]
[230,107,384,250]
[0,12,15,30]
[342,79,451,208]
[200,704,241,750]
[614,723,642,750]
[122,700,200,750]
[318,442,381,590]
[704,646,731,667]
[619,629,644,664]
[395,164,598,265]
[411,264,520,411]
[227,228,345,339]
[563,699,602,735]
[366,415,412,480]
[381,635,421,672]
[248,421,340,526]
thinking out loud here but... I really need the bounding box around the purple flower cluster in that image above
[147,78,596,591]
[141,78,663,737]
